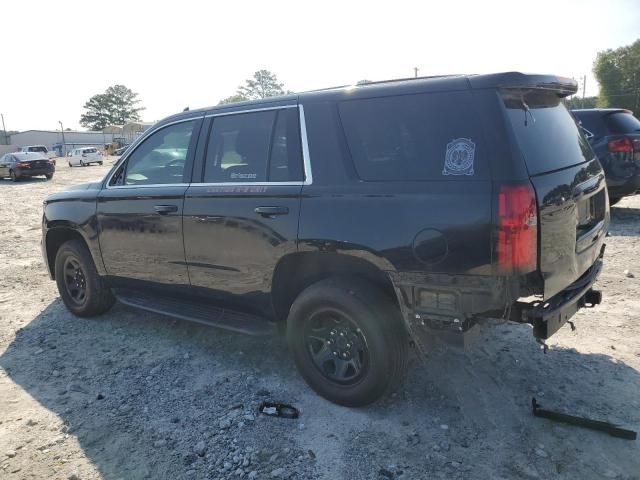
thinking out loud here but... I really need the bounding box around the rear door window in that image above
[502,90,593,176]
[604,111,640,134]
[338,91,485,181]
[203,108,303,183]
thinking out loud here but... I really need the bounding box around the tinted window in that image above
[604,112,640,134]
[572,111,606,138]
[111,120,194,186]
[503,90,593,176]
[203,109,303,183]
[269,110,303,182]
[339,91,484,181]
[83,148,97,154]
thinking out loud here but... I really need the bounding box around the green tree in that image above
[564,95,598,109]
[80,85,144,130]
[593,39,640,111]
[218,94,248,105]
[237,70,286,100]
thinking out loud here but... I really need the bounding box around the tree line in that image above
[78,41,640,131]
[566,38,639,111]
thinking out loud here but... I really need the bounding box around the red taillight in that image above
[15,162,30,167]
[608,137,634,153]
[497,184,538,273]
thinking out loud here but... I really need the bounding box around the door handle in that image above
[254,206,289,217]
[154,204,178,215]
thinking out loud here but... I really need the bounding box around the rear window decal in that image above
[443,138,475,176]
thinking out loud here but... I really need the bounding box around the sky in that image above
[1,0,639,132]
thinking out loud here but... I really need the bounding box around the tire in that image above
[80,160,85,167]
[609,196,622,206]
[45,174,53,180]
[68,162,72,168]
[286,277,409,407]
[98,161,103,165]
[10,170,18,182]
[54,239,115,317]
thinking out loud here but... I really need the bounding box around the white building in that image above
[9,122,153,156]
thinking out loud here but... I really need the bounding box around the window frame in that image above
[194,105,312,186]
[105,116,200,189]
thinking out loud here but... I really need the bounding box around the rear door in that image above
[182,106,304,315]
[97,117,201,288]
[502,90,608,298]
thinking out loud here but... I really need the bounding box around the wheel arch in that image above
[271,251,399,323]
[45,226,98,279]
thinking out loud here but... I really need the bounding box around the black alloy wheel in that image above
[304,308,369,385]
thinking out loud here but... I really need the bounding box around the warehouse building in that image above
[8,122,153,156]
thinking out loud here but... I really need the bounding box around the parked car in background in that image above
[42,73,608,406]
[0,152,55,181]
[19,145,56,163]
[113,145,129,157]
[572,108,640,205]
[68,147,103,167]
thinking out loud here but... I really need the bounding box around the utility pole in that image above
[582,74,586,108]
[414,67,419,78]
[1,113,8,145]
[59,121,67,157]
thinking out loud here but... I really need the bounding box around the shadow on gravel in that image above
[2,301,640,479]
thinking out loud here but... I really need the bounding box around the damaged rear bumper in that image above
[513,257,603,339]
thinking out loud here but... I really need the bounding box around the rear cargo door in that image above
[502,90,609,298]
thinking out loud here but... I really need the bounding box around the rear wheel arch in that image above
[271,252,400,323]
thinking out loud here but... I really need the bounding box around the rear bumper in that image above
[514,252,604,339]
[15,166,54,177]
[607,174,640,199]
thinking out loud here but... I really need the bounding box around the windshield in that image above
[502,89,593,176]
[83,148,97,153]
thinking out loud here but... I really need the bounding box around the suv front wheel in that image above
[54,239,115,317]
[286,278,408,407]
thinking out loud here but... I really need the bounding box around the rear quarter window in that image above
[604,112,640,134]
[338,91,487,181]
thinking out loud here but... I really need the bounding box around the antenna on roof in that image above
[183,106,189,112]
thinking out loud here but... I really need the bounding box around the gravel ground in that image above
[0,160,639,480]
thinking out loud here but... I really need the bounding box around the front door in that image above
[183,106,304,315]
[97,117,201,288]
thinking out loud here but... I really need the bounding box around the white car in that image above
[19,145,56,159]
[68,147,103,167]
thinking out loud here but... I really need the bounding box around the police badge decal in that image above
[442,138,475,176]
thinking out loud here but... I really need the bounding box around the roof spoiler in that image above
[469,72,578,98]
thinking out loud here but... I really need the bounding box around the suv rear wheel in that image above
[54,239,115,317]
[286,278,408,407]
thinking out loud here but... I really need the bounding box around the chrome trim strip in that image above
[189,182,304,187]
[106,183,190,190]
[104,104,314,190]
[204,105,297,118]
[298,104,313,185]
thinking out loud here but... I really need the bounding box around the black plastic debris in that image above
[532,398,636,440]
[259,402,299,419]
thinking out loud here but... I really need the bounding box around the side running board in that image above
[114,290,276,336]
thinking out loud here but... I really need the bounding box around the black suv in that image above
[572,108,640,204]
[42,73,608,406]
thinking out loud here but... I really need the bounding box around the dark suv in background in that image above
[572,108,640,204]
[42,72,608,406]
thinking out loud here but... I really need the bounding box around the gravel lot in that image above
[0,160,639,480]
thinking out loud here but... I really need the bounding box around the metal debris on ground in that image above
[258,402,299,419]
[532,398,637,440]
